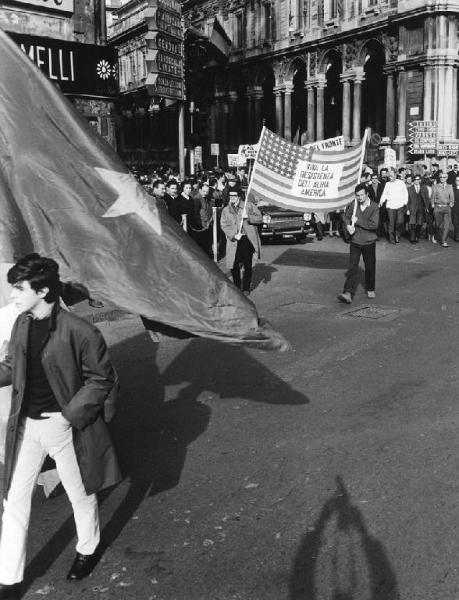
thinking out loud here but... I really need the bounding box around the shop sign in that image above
[210,143,220,156]
[9,0,74,14]
[9,33,117,97]
[436,143,459,157]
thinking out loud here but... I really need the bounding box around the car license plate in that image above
[283,234,294,238]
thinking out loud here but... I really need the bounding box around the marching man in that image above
[338,184,379,304]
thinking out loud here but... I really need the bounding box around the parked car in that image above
[256,201,313,243]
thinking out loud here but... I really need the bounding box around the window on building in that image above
[235,11,244,47]
[330,0,338,18]
[368,0,378,5]
[264,2,271,39]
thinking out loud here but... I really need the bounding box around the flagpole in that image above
[237,126,266,236]
[352,127,370,221]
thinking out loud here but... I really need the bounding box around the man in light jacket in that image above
[379,168,408,244]
[0,254,121,599]
[220,190,262,296]
[431,171,455,246]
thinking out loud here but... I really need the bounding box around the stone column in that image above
[340,77,351,143]
[284,82,293,140]
[246,90,255,142]
[395,68,407,142]
[253,85,264,141]
[306,84,315,141]
[385,70,396,138]
[452,66,458,139]
[395,68,407,163]
[274,87,284,135]
[316,81,325,141]
[215,94,226,149]
[227,91,238,148]
[352,76,363,143]
[443,62,455,139]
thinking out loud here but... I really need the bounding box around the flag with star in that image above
[248,127,366,212]
[0,31,288,350]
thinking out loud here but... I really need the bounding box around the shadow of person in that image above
[289,476,398,600]
[251,263,278,292]
[274,249,350,270]
[22,332,307,595]
[159,338,309,406]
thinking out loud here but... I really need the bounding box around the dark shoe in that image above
[67,552,98,580]
[0,583,22,599]
[88,299,104,308]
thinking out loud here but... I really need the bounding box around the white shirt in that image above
[379,179,408,209]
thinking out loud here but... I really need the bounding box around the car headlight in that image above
[262,214,271,224]
[303,212,312,221]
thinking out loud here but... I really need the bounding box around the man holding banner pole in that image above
[338,184,379,304]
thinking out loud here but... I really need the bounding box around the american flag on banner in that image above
[247,127,366,212]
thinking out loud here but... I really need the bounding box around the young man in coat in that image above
[338,183,379,304]
[220,190,262,296]
[0,254,121,598]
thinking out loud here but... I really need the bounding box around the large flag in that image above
[0,30,288,350]
[247,127,366,212]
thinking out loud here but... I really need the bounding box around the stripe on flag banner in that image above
[247,127,366,212]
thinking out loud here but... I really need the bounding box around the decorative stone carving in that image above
[309,51,317,77]
[344,42,358,69]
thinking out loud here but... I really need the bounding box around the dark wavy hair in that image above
[7,253,61,303]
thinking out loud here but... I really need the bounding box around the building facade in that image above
[107,0,185,169]
[183,0,459,168]
[1,0,118,147]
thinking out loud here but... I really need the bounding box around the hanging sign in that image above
[9,33,117,96]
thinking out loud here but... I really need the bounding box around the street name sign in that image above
[145,0,184,100]
[408,120,438,154]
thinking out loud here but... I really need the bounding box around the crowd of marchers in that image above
[356,162,459,248]
[136,165,261,297]
[132,161,459,296]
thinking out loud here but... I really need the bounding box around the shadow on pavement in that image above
[22,333,307,594]
[273,249,349,270]
[251,263,278,292]
[289,476,399,600]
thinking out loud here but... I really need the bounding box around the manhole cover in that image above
[343,305,402,320]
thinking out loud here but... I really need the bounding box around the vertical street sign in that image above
[408,121,438,154]
[145,0,184,100]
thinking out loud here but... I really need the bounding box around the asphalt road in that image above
[17,233,459,600]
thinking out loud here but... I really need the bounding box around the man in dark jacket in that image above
[338,184,379,304]
[0,254,121,598]
[407,175,431,243]
[367,172,386,238]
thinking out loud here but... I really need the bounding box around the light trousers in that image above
[0,414,99,584]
